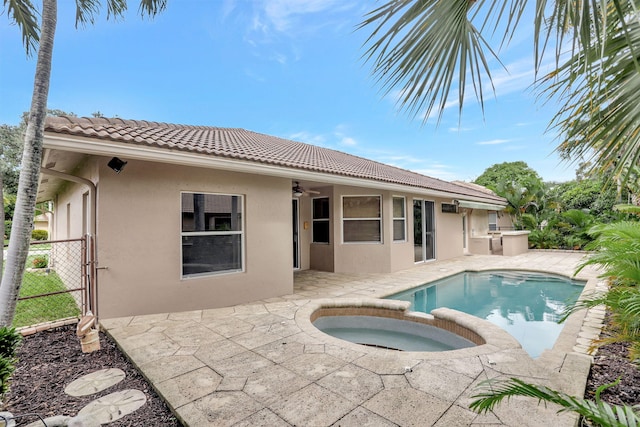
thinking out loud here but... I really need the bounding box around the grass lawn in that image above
[13,270,81,328]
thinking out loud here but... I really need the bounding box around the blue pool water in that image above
[387,271,585,358]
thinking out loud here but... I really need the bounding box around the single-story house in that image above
[38,116,508,318]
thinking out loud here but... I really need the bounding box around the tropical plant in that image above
[470,377,640,427]
[0,0,166,326]
[565,205,640,360]
[359,0,640,183]
[577,220,640,286]
[495,177,545,227]
[563,286,640,360]
[558,209,597,249]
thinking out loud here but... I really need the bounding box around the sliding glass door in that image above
[413,200,435,262]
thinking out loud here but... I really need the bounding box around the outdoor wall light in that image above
[107,157,127,174]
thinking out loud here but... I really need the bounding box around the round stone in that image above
[78,389,147,424]
[64,368,126,397]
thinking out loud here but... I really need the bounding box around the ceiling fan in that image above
[292,181,320,197]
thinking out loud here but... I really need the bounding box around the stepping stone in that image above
[78,389,147,424]
[0,411,15,427]
[23,415,100,427]
[64,368,126,397]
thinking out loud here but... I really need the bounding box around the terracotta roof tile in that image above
[44,116,505,203]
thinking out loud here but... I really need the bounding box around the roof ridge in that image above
[46,115,247,131]
[43,116,506,204]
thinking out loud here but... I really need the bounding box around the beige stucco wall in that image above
[51,159,97,241]
[307,187,466,274]
[49,152,503,317]
[502,231,530,256]
[468,209,490,237]
[331,185,391,274]
[434,200,464,260]
[84,157,293,318]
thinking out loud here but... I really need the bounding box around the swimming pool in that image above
[386,270,585,358]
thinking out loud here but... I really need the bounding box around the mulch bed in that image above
[4,324,181,426]
[584,330,640,408]
[3,316,639,426]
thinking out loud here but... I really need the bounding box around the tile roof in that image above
[44,116,506,204]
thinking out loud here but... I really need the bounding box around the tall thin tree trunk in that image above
[1,173,4,279]
[0,0,57,326]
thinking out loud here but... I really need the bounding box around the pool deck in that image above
[101,251,604,426]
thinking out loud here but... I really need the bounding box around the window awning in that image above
[457,200,506,211]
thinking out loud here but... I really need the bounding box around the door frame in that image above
[292,198,300,270]
[413,199,436,263]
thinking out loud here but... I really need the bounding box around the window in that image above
[312,197,330,243]
[342,195,382,243]
[488,211,498,231]
[393,196,406,241]
[181,192,243,277]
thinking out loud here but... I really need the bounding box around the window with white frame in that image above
[181,192,243,277]
[488,211,498,231]
[393,196,406,241]
[342,195,382,243]
[312,197,330,243]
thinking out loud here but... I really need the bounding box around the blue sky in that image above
[0,1,576,183]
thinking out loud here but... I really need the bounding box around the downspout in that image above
[39,168,98,321]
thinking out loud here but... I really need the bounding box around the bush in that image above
[32,256,48,269]
[0,327,21,360]
[0,327,21,398]
[3,220,10,240]
[31,229,48,241]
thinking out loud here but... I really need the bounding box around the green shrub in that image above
[0,327,21,360]
[32,256,48,269]
[0,327,21,398]
[3,220,10,239]
[31,229,48,241]
[0,357,15,397]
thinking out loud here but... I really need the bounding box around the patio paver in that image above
[102,252,602,426]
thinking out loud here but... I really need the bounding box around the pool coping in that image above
[297,299,522,360]
[295,269,604,398]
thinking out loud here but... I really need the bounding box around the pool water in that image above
[387,271,585,358]
[313,315,476,352]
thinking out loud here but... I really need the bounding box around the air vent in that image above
[441,203,458,213]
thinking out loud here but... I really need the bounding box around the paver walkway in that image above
[102,252,602,427]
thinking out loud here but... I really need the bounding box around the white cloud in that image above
[476,139,511,145]
[262,0,342,33]
[340,136,357,146]
[289,131,326,146]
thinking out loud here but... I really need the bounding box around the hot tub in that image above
[308,301,494,353]
[313,314,476,351]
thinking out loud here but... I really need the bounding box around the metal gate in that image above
[13,235,96,328]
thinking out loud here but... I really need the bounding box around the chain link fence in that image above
[9,237,92,328]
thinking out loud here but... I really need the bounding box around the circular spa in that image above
[311,306,482,352]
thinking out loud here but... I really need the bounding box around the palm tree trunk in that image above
[1,172,4,278]
[0,0,57,326]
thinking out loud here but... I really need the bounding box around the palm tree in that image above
[359,0,640,182]
[0,0,167,326]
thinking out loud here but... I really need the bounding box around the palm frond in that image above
[138,0,166,17]
[544,1,640,183]
[3,0,39,55]
[358,0,508,123]
[73,0,165,27]
[470,377,640,426]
